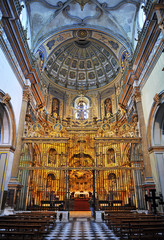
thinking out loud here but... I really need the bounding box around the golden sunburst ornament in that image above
[74,0,90,11]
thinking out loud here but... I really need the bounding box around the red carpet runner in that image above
[74,198,90,211]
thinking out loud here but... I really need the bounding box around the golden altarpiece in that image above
[17,91,145,211]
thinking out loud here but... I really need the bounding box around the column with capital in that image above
[133,87,155,196]
[7,87,30,210]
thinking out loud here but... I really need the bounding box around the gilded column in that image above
[133,87,152,178]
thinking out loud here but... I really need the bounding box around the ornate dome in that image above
[44,37,120,90]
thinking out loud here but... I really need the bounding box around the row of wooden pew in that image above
[0,211,56,239]
[104,210,164,239]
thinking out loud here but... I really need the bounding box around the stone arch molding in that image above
[0,90,16,147]
[148,91,164,149]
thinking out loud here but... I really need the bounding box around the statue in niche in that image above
[107,172,116,200]
[52,98,59,118]
[107,148,115,164]
[104,98,112,116]
[74,96,90,120]
[46,173,55,188]
[77,100,87,120]
[48,148,57,164]
[108,172,116,183]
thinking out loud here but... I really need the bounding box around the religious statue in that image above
[104,98,112,116]
[52,98,59,118]
[77,100,86,119]
[107,148,115,164]
[46,173,55,188]
[74,100,89,120]
[48,148,57,164]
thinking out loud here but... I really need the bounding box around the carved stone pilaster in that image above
[133,87,152,179]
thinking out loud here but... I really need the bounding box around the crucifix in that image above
[145,189,162,214]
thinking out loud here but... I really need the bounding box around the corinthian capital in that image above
[23,87,31,102]
[153,93,160,104]
[133,87,141,103]
[2,93,11,104]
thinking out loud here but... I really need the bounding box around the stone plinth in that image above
[56,211,69,222]
[95,211,104,222]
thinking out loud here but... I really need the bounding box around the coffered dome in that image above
[44,38,120,90]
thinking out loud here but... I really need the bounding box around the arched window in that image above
[52,98,59,118]
[107,148,115,164]
[74,96,90,120]
[162,119,164,145]
[104,98,112,116]
[153,103,164,146]
[48,148,57,164]
[20,1,28,29]
[150,98,164,200]
[138,3,146,30]
[0,92,15,146]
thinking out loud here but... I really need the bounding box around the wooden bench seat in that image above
[104,211,164,240]
[0,224,42,240]
[0,211,57,239]
[0,219,54,233]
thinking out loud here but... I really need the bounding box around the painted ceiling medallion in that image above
[77,29,88,39]
[74,0,90,11]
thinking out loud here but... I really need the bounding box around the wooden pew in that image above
[0,211,56,239]
[104,211,164,239]
[0,223,42,239]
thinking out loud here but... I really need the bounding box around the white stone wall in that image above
[141,53,164,129]
[0,48,23,130]
[0,47,23,208]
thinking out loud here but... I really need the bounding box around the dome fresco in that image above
[20,0,144,90]
[45,39,120,90]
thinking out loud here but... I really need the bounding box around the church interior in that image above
[0,0,164,239]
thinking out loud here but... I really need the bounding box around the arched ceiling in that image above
[23,0,144,90]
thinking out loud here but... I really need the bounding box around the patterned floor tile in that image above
[45,218,119,240]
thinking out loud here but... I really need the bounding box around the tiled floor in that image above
[45,211,119,240]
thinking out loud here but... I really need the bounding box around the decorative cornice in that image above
[0,31,26,88]
[148,146,164,153]
[119,2,161,109]
[22,137,69,143]
[0,145,15,152]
